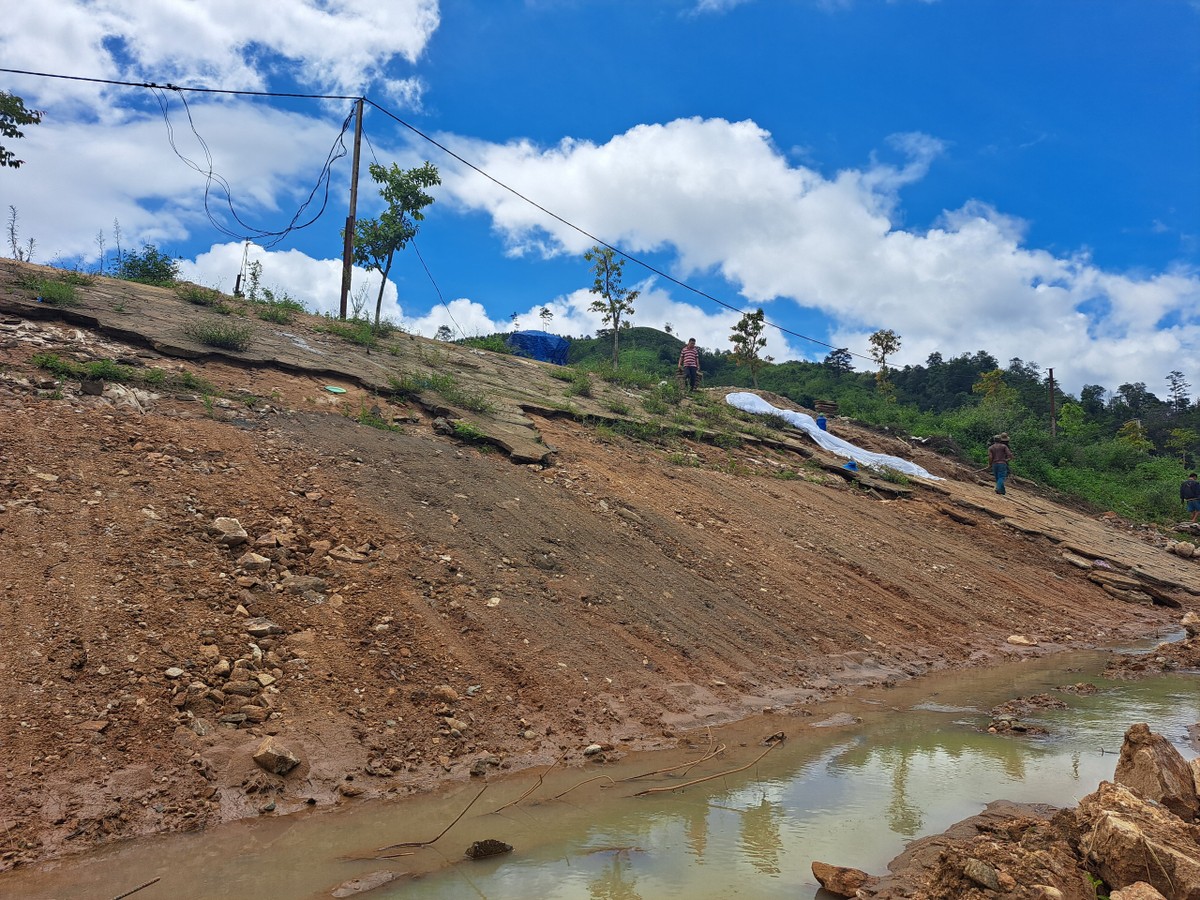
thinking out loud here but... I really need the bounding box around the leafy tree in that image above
[584,245,639,367]
[730,308,770,388]
[868,329,901,372]
[1166,427,1197,467]
[509,312,519,331]
[114,244,180,284]
[1115,419,1154,452]
[1167,370,1191,415]
[823,347,853,377]
[971,369,1018,405]
[348,161,440,328]
[868,328,901,398]
[1,92,43,169]
[538,306,553,330]
[435,324,453,341]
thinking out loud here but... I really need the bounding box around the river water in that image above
[3,638,1196,900]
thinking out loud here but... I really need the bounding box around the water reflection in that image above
[587,850,642,900]
[1,657,1195,900]
[738,794,785,875]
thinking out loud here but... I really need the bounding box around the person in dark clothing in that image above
[987,433,1014,495]
[678,338,701,391]
[1181,472,1200,523]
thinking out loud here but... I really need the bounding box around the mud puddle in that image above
[3,639,1196,900]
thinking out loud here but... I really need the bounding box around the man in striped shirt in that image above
[678,338,701,391]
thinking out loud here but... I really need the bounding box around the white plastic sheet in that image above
[725,392,941,481]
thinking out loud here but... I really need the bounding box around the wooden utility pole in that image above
[1048,367,1057,438]
[338,98,364,320]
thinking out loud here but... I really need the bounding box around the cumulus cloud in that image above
[0,0,439,105]
[4,98,357,263]
[430,116,1200,393]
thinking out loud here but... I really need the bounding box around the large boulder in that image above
[252,737,302,776]
[858,801,1094,900]
[1077,781,1200,900]
[1114,723,1200,821]
[811,860,877,896]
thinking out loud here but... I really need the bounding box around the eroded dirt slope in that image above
[0,264,1197,871]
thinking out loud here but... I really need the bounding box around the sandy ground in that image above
[0,262,1196,870]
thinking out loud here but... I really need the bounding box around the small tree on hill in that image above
[823,347,853,378]
[348,161,440,328]
[114,244,180,284]
[869,328,901,399]
[539,306,553,330]
[585,245,638,367]
[730,308,771,388]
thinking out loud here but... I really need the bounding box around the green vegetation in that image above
[347,160,440,327]
[318,317,380,348]
[185,319,253,351]
[114,244,180,285]
[387,371,493,413]
[459,334,513,355]
[31,352,217,396]
[452,420,488,442]
[175,282,229,312]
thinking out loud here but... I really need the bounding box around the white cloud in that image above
[431,116,1200,393]
[0,0,439,105]
[5,98,358,263]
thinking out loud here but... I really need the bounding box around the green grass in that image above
[564,373,593,398]
[452,421,488,441]
[19,275,79,307]
[31,352,219,397]
[604,398,631,415]
[387,372,494,413]
[347,400,401,432]
[31,353,134,383]
[253,296,307,324]
[175,283,230,312]
[459,334,513,355]
[185,320,253,352]
[318,318,379,348]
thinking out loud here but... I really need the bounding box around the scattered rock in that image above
[430,685,459,703]
[1113,723,1200,821]
[1183,611,1200,638]
[252,737,301,776]
[210,517,249,547]
[1007,634,1039,646]
[331,871,402,897]
[811,860,876,897]
[236,552,272,573]
[465,839,513,860]
[1077,780,1200,900]
[1110,883,1169,900]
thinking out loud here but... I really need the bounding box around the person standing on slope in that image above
[1181,472,1200,523]
[678,338,701,392]
[987,433,1014,495]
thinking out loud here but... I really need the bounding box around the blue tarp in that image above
[507,330,570,365]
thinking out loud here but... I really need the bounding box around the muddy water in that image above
[4,641,1197,900]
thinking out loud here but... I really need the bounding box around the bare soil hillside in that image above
[1,260,1196,870]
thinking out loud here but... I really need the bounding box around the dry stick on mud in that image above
[620,742,726,782]
[111,877,162,900]
[489,753,565,814]
[375,785,489,852]
[551,774,617,800]
[633,740,781,797]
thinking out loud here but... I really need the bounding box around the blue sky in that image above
[2,0,1198,396]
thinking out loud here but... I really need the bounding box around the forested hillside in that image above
[503,326,1195,522]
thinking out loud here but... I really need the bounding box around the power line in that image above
[0,67,360,101]
[4,66,872,361]
[364,98,871,362]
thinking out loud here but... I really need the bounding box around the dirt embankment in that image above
[1,261,1197,870]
